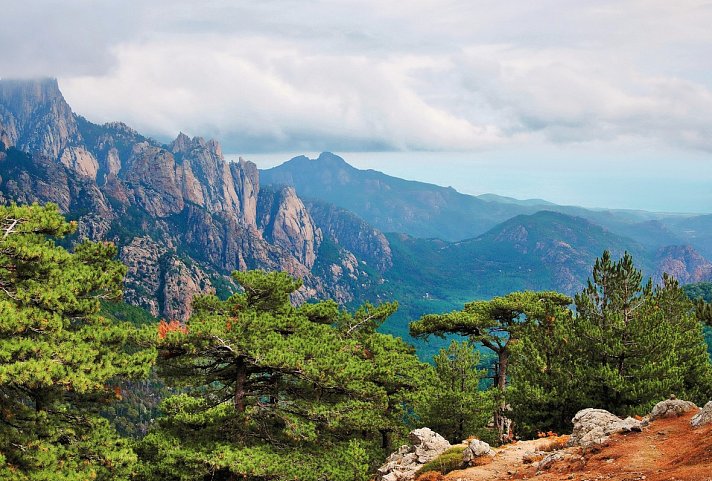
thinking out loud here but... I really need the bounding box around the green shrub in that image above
[415,446,465,476]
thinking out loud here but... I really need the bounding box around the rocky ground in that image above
[444,410,712,481]
[378,400,712,481]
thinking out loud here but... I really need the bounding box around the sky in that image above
[2,0,711,212]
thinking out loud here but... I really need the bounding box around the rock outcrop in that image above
[0,79,391,320]
[462,439,495,466]
[691,401,712,427]
[649,398,698,420]
[568,408,643,449]
[376,428,451,481]
[655,245,712,284]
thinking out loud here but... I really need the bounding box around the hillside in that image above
[261,152,528,241]
[441,411,712,481]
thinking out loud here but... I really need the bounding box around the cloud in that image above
[4,0,712,153]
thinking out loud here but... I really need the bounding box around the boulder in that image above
[691,401,712,427]
[537,452,585,473]
[376,428,451,481]
[462,439,495,465]
[649,398,697,420]
[568,408,643,449]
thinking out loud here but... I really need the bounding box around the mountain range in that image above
[1,78,710,347]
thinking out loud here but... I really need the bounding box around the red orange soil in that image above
[444,412,712,481]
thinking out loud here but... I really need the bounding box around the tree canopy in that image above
[0,203,155,480]
[138,270,430,481]
[410,291,571,443]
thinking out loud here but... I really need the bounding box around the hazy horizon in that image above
[3,0,711,214]
[228,149,711,214]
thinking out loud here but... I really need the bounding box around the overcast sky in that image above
[2,0,711,211]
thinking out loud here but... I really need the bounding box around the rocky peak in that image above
[231,158,260,228]
[0,78,99,179]
[170,132,192,154]
[259,186,323,269]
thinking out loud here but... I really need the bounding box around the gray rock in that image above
[538,452,564,471]
[650,399,697,420]
[462,439,495,465]
[537,452,584,473]
[376,428,451,481]
[569,408,643,449]
[691,401,712,427]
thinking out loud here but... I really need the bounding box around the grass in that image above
[414,446,465,477]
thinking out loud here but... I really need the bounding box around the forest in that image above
[2,203,711,481]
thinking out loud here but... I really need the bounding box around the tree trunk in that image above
[493,348,513,444]
[380,429,391,450]
[234,357,247,413]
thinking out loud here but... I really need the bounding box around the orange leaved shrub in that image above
[158,320,188,339]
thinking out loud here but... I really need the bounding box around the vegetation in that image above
[137,270,431,481]
[2,204,711,480]
[415,341,494,444]
[410,291,571,443]
[0,203,156,480]
[509,252,712,435]
[414,446,466,477]
[570,253,712,414]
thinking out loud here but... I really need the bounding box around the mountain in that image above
[0,79,387,320]
[260,152,528,241]
[1,78,710,348]
[261,153,702,254]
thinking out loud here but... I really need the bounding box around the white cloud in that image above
[3,0,712,153]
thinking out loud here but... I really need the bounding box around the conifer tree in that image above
[139,270,428,481]
[336,301,430,450]
[571,251,712,415]
[0,203,155,481]
[410,291,571,443]
[507,307,581,436]
[416,341,495,443]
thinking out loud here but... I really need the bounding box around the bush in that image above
[414,446,465,477]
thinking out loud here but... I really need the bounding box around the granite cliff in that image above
[0,78,390,319]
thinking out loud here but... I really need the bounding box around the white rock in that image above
[462,439,495,465]
[569,408,643,449]
[691,401,712,427]
[376,428,452,481]
[649,399,697,420]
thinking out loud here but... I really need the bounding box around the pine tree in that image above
[0,203,155,481]
[336,301,431,450]
[507,306,582,437]
[410,291,571,443]
[139,270,428,481]
[570,251,712,415]
[416,341,495,443]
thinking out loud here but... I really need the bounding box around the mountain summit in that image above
[0,79,389,320]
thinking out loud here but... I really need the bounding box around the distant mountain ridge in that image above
[1,78,710,346]
[261,152,707,254]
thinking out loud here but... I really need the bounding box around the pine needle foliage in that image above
[0,203,156,481]
[139,270,429,481]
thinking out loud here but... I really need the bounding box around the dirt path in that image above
[444,412,712,481]
[443,438,553,480]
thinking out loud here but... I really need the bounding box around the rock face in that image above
[568,408,643,449]
[691,401,712,427]
[649,398,698,421]
[376,428,451,481]
[462,439,495,466]
[0,78,99,178]
[655,245,712,284]
[0,79,390,320]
